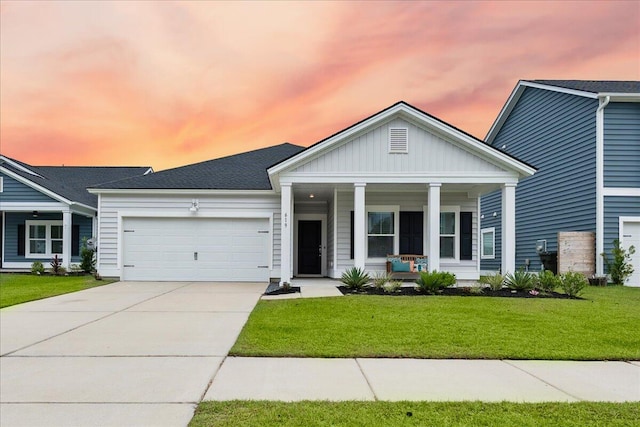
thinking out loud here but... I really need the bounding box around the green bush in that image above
[371,271,391,289]
[415,270,456,294]
[537,270,560,293]
[504,269,536,291]
[602,239,636,285]
[478,272,504,291]
[559,271,588,298]
[340,267,370,290]
[382,280,403,294]
[31,261,45,275]
[80,239,96,273]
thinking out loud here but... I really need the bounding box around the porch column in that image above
[353,183,366,269]
[62,209,72,269]
[501,183,517,275]
[427,183,441,272]
[280,183,293,284]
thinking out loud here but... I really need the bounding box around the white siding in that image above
[292,118,504,174]
[97,193,281,278]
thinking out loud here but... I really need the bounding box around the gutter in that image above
[595,95,610,275]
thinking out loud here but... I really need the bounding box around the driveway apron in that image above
[0,281,265,427]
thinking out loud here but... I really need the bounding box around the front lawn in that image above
[0,274,114,308]
[190,401,640,427]
[230,286,640,360]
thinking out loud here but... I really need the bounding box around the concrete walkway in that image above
[0,281,266,427]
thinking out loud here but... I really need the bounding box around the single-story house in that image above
[480,80,640,286]
[0,155,152,270]
[89,102,535,283]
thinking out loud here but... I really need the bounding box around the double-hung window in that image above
[481,227,495,259]
[366,206,399,258]
[26,221,64,258]
[439,207,459,260]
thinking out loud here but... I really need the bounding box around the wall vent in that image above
[389,128,408,153]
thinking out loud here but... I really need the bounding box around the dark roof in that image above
[0,156,151,207]
[528,80,640,94]
[93,143,306,190]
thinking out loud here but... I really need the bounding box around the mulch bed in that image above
[338,286,578,299]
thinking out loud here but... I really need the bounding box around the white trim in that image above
[88,188,275,195]
[0,156,43,177]
[280,183,292,284]
[477,197,482,272]
[332,187,338,275]
[365,205,400,261]
[24,220,64,259]
[595,96,609,275]
[603,187,640,197]
[0,176,3,193]
[0,166,73,205]
[501,183,517,275]
[427,183,441,271]
[440,205,460,262]
[481,227,496,259]
[1,211,5,267]
[279,172,521,185]
[0,202,70,212]
[619,217,640,287]
[294,213,327,277]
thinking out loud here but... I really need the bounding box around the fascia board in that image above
[0,166,73,205]
[87,188,276,196]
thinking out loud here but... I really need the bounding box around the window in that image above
[481,227,495,259]
[25,221,63,258]
[366,206,399,258]
[439,207,459,260]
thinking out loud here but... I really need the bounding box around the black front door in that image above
[400,212,423,254]
[298,220,322,274]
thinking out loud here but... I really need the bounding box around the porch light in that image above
[32,211,38,218]
[309,193,315,199]
[189,199,199,212]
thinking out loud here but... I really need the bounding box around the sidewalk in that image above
[205,357,640,402]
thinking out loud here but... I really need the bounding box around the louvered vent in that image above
[389,128,408,153]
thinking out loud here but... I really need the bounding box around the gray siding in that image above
[0,173,56,203]
[481,87,598,272]
[73,214,94,263]
[604,102,640,188]
[603,196,640,268]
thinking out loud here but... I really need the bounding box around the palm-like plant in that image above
[340,267,370,290]
[504,268,536,291]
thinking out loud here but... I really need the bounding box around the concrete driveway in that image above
[0,281,266,427]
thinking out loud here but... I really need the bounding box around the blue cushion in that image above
[392,260,410,272]
[387,256,401,263]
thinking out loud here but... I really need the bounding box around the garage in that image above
[121,217,270,282]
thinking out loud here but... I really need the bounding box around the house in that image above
[480,80,640,286]
[89,101,535,283]
[0,156,152,270]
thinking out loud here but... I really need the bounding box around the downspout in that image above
[595,95,610,275]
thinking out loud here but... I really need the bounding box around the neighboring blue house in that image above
[0,155,151,270]
[480,80,640,286]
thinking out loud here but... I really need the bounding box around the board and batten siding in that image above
[335,189,478,277]
[97,193,281,278]
[291,118,505,174]
[0,173,57,203]
[604,102,640,188]
[481,87,598,272]
[603,196,640,262]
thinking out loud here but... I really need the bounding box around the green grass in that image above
[231,286,640,360]
[190,401,640,427]
[0,274,114,308]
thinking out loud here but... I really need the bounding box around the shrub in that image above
[371,271,391,289]
[504,268,536,291]
[31,261,45,275]
[537,270,560,293]
[340,267,370,290]
[415,270,456,294]
[80,238,96,273]
[602,239,635,285]
[383,280,403,294]
[50,255,64,275]
[478,272,504,291]
[559,271,588,298]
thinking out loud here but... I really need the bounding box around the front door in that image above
[400,212,423,254]
[298,220,322,274]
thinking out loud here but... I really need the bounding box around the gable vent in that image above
[389,128,408,153]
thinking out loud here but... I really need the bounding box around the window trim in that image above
[439,206,460,262]
[365,205,400,260]
[25,220,63,259]
[481,227,496,260]
[0,176,3,193]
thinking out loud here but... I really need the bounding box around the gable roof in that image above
[268,101,536,190]
[90,143,306,191]
[486,79,640,144]
[0,155,151,208]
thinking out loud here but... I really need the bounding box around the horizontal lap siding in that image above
[604,103,640,188]
[97,194,281,275]
[72,214,94,263]
[0,173,56,202]
[480,190,502,271]
[603,196,640,265]
[4,212,62,262]
[482,88,598,272]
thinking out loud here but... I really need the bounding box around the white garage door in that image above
[122,217,270,282]
[622,221,640,287]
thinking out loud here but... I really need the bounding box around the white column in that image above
[427,183,441,272]
[280,183,292,284]
[501,183,517,275]
[62,209,72,269]
[353,183,366,269]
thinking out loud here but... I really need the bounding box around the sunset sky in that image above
[1,1,638,171]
